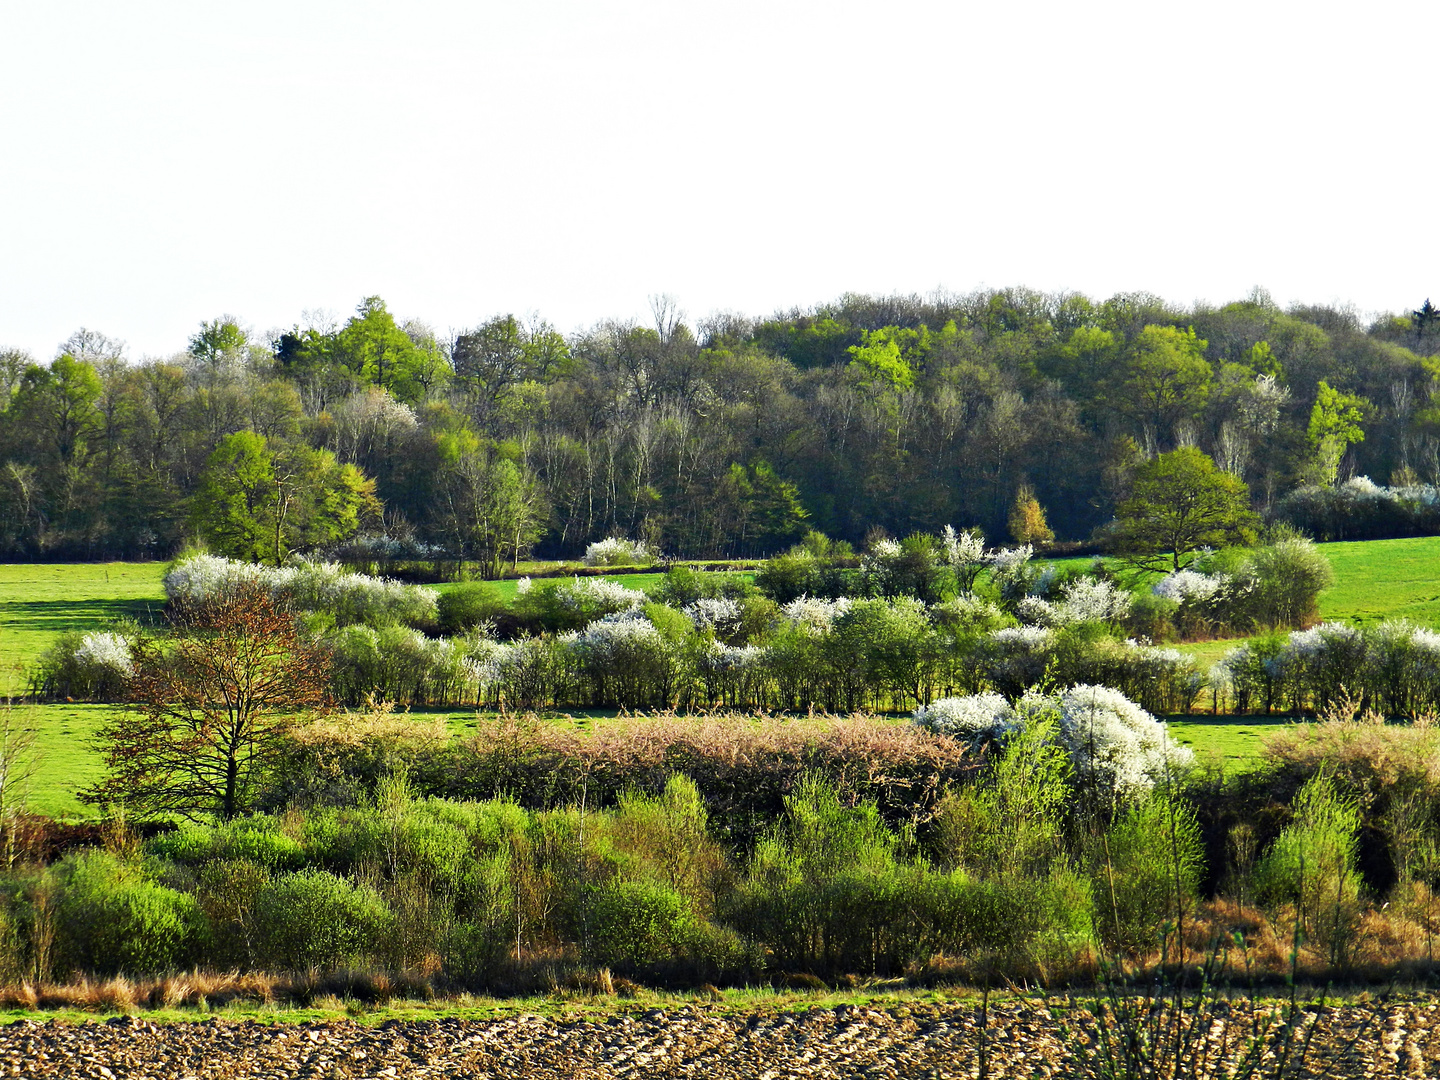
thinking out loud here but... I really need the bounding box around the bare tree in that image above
[649,293,683,345]
[84,585,331,820]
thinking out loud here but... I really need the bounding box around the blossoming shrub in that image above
[164,554,438,628]
[1217,619,1440,716]
[1014,577,1132,629]
[915,686,1193,797]
[32,629,137,700]
[1276,476,1440,541]
[572,611,682,708]
[1146,536,1332,639]
[913,693,1014,743]
[582,537,654,567]
[696,641,768,707]
[1035,684,1194,797]
[980,626,1054,698]
[511,575,647,633]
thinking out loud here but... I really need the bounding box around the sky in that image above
[0,1,1434,359]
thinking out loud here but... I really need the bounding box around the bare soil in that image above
[3,997,1438,1079]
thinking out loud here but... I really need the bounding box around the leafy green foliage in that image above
[1112,448,1258,571]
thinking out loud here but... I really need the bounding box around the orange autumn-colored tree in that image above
[83,583,331,821]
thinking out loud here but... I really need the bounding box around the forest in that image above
[4,288,1440,565]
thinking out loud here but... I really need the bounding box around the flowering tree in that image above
[84,584,331,821]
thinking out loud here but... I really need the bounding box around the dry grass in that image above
[0,968,445,1013]
[1262,715,1440,801]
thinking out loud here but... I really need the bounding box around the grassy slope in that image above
[1316,536,1440,626]
[6,537,1439,817]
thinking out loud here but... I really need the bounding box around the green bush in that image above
[254,869,392,970]
[302,807,386,872]
[589,879,696,966]
[1253,771,1361,960]
[927,712,1068,880]
[754,552,820,604]
[56,851,201,976]
[721,775,921,974]
[605,775,722,907]
[1088,792,1202,953]
[438,582,505,634]
[148,817,305,871]
[1237,537,1334,630]
[193,858,270,969]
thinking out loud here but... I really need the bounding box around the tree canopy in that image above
[1112,447,1259,571]
[2,286,1437,562]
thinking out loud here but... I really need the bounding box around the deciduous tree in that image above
[84,585,331,820]
[1111,447,1258,571]
[1306,380,1367,486]
[1008,485,1054,546]
[192,432,379,564]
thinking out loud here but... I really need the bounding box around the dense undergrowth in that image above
[4,706,1440,1002]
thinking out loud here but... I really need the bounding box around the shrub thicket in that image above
[6,711,1440,989]
[1275,477,1440,541]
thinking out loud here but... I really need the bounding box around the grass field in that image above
[0,563,168,692]
[1315,536,1440,626]
[4,536,1438,818]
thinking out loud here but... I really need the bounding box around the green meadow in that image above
[0,562,168,690]
[4,535,1439,818]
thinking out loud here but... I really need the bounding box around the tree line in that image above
[3,287,1439,563]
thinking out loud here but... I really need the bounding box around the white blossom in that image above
[572,611,665,664]
[869,538,902,559]
[1412,627,1440,656]
[1057,577,1132,623]
[1015,577,1132,628]
[1340,475,1383,497]
[684,597,743,635]
[163,554,438,626]
[556,576,647,614]
[781,595,853,632]
[583,537,653,566]
[991,625,1053,649]
[698,641,767,673]
[1153,569,1228,604]
[1024,684,1193,794]
[986,545,1033,573]
[74,631,134,678]
[940,524,986,567]
[1014,596,1061,627]
[912,694,1015,741]
[1285,622,1361,659]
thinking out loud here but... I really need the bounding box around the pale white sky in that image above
[0,1,1433,359]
